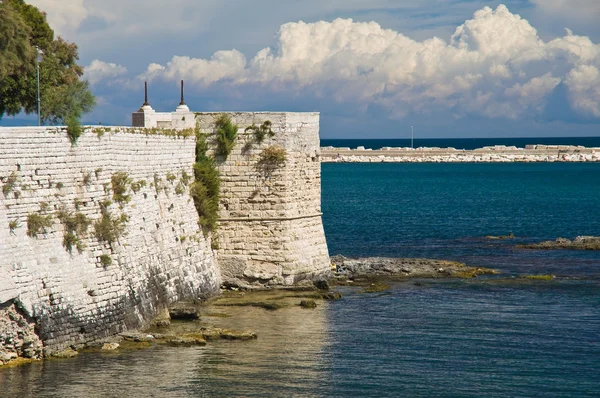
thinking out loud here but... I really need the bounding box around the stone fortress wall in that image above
[0,108,331,361]
[0,127,220,359]
[195,112,330,286]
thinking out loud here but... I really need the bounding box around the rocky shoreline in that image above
[321,145,600,163]
[0,255,520,368]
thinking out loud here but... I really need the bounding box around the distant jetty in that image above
[320,144,600,163]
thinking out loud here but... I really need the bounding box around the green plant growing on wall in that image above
[191,129,220,235]
[256,145,287,176]
[66,115,83,145]
[111,172,131,204]
[94,206,127,246]
[8,219,20,233]
[166,172,177,184]
[214,113,238,159]
[245,120,274,144]
[180,170,192,186]
[2,172,18,197]
[26,213,53,238]
[130,181,142,193]
[56,182,64,190]
[56,208,91,254]
[99,254,112,267]
[175,182,186,195]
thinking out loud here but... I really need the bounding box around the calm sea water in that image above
[2,162,599,397]
[321,137,600,150]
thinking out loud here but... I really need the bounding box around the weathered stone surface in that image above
[0,303,43,364]
[0,127,220,356]
[195,113,330,287]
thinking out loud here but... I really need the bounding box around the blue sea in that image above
[2,162,600,397]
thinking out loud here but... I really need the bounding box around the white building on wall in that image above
[131,81,196,130]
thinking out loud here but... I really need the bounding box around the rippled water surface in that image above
[2,162,600,397]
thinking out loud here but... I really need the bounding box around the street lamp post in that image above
[36,49,43,126]
[411,125,414,149]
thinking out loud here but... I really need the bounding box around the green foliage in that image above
[26,212,53,237]
[56,208,90,254]
[99,254,112,267]
[256,145,287,175]
[2,172,18,197]
[94,168,102,178]
[245,120,274,144]
[0,0,95,122]
[130,181,142,193]
[166,172,177,183]
[55,181,64,189]
[94,206,127,245]
[191,157,220,235]
[175,182,186,195]
[180,170,192,186]
[0,3,35,82]
[111,172,131,204]
[214,114,238,159]
[66,114,82,144]
[8,219,20,232]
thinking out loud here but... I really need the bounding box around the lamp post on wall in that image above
[36,49,43,126]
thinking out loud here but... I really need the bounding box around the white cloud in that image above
[140,51,246,85]
[84,60,127,85]
[565,65,600,117]
[28,0,88,36]
[138,5,600,120]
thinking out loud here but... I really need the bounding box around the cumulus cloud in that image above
[137,5,600,121]
[84,60,127,85]
[29,0,88,36]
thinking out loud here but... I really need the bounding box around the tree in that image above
[0,0,95,123]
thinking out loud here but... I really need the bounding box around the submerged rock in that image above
[168,304,201,320]
[518,236,600,250]
[299,300,318,309]
[101,343,120,351]
[333,256,498,279]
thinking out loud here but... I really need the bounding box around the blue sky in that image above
[4,0,600,138]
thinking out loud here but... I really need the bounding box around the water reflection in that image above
[0,301,331,398]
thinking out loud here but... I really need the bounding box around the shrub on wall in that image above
[111,172,131,204]
[2,172,18,197]
[66,115,83,145]
[26,213,53,238]
[256,145,287,176]
[245,120,274,144]
[56,208,91,254]
[214,114,238,159]
[191,127,220,235]
[94,204,127,246]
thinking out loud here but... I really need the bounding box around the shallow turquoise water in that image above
[1,162,599,397]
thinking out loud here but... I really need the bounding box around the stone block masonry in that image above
[195,112,330,286]
[0,127,220,358]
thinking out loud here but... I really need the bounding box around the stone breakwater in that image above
[321,145,600,163]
